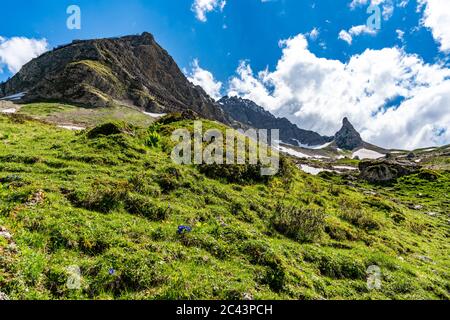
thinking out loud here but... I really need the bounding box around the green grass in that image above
[0,112,449,300]
[18,103,155,128]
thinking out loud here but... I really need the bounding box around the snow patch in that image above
[143,112,167,118]
[278,146,312,158]
[294,140,333,150]
[333,165,358,171]
[58,125,85,131]
[0,92,26,101]
[300,165,330,175]
[1,108,17,114]
[352,149,385,160]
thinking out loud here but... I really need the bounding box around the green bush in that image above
[125,193,169,221]
[156,167,182,193]
[303,250,366,280]
[87,122,133,139]
[146,130,161,148]
[340,208,381,231]
[339,198,381,231]
[128,173,161,197]
[418,169,440,181]
[271,204,326,243]
[64,181,128,213]
[241,240,286,291]
[199,163,270,184]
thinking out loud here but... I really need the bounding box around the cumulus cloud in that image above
[350,0,387,9]
[419,0,450,53]
[350,0,396,21]
[227,34,450,149]
[338,24,378,45]
[0,36,48,74]
[308,28,320,41]
[192,0,226,22]
[186,59,223,100]
[396,29,405,41]
[338,30,354,45]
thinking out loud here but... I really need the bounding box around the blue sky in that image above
[0,0,444,82]
[1,0,449,149]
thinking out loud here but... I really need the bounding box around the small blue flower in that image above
[109,268,115,275]
[177,225,192,235]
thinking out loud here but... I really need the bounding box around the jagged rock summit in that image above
[219,96,333,147]
[0,32,230,123]
[334,117,364,151]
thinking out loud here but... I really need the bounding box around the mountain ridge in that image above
[219,96,333,147]
[0,32,231,124]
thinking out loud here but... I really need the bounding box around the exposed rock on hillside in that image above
[219,96,332,146]
[359,159,420,183]
[0,32,230,124]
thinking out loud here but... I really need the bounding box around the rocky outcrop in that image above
[334,118,364,151]
[359,159,420,184]
[219,96,333,146]
[0,32,231,124]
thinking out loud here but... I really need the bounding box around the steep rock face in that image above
[219,96,332,146]
[0,32,230,123]
[334,117,364,151]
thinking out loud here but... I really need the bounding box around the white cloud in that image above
[339,30,353,45]
[382,2,394,20]
[396,29,405,41]
[350,0,387,10]
[308,28,320,41]
[0,36,48,74]
[419,0,450,53]
[349,24,378,36]
[350,0,396,22]
[398,0,409,7]
[227,34,450,149]
[192,0,226,22]
[186,59,223,100]
[338,24,378,45]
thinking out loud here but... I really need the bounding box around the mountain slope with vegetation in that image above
[0,33,230,124]
[0,107,449,300]
[219,96,332,147]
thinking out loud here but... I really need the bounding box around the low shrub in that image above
[64,181,129,213]
[241,240,286,291]
[156,167,182,193]
[87,122,133,139]
[271,204,326,243]
[418,169,440,181]
[303,249,366,280]
[145,130,161,148]
[340,208,381,231]
[124,193,169,221]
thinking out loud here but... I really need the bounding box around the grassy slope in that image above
[0,110,449,300]
[17,103,155,128]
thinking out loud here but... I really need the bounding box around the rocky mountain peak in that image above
[0,32,230,124]
[219,96,333,146]
[334,117,364,150]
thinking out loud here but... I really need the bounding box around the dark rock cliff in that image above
[219,96,333,147]
[0,32,230,123]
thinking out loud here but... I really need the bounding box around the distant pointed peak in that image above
[335,117,364,151]
[342,117,354,127]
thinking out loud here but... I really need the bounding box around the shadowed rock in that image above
[0,32,230,124]
[359,159,420,184]
[219,96,333,146]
